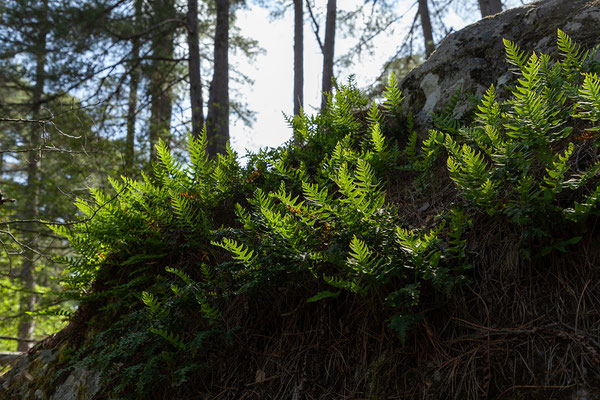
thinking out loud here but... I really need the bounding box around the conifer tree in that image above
[294,0,304,115]
[418,0,435,58]
[187,0,205,139]
[148,0,177,162]
[320,0,336,111]
[16,0,48,352]
[206,0,230,156]
[125,0,143,175]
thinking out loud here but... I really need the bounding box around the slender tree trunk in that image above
[206,0,230,156]
[187,0,204,139]
[0,143,3,182]
[320,0,336,111]
[293,0,303,116]
[17,0,48,352]
[125,0,142,174]
[418,0,435,59]
[478,0,502,17]
[149,0,176,162]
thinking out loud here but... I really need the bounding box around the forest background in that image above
[0,0,529,353]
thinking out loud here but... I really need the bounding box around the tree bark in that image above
[418,0,435,59]
[17,0,48,352]
[187,0,204,139]
[125,0,142,174]
[206,0,230,156]
[149,0,176,162]
[293,0,303,116]
[320,0,336,111]
[478,0,502,17]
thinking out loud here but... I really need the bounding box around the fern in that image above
[575,73,600,123]
[211,238,255,265]
[503,38,527,71]
[150,327,186,351]
[382,72,404,116]
[366,102,382,127]
[388,314,422,346]
[370,122,386,153]
[141,292,162,318]
[347,236,372,267]
[557,28,588,81]
[542,143,574,194]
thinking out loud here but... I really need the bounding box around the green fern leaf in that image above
[382,72,404,115]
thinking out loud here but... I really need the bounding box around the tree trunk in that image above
[149,0,176,162]
[206,0,230,156]
[320,0,336,111]
[478,0,502,17]
[17,0,48,352]
[293,0,303,116]
[187,0,204,139]
[125,0,142,174]
[418,0,435,59]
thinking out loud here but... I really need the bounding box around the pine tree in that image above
[320,0,337,111]
[148,0,177,162]
[418,0,435,58]
[206,0,230,156]
[187,0,205,139]
[294,0,303,115]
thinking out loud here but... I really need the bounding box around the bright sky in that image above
[229,0,526,156]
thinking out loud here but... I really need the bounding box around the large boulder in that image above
[400,0,600,128]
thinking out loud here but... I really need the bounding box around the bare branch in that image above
[0,336,37,343]
[305,0,325,54]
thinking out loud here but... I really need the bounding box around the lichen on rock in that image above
[400,0,600,130]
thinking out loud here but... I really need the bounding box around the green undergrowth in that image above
[50,31,600,398]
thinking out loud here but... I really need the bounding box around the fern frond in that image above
[564,184,600,222]
[382,72,404,115]
[150,328,186,350]
[575,73,600,122]
[476,85,501,127]
[323,274,364,295]
[166,266,194,285]
[370,123,386,153]
[142,291,161,317]
[543,142,574,193]
[366,102,382,127]
[187,128,212,184]
[201,263,215,283]
[557,29,588,80]
[388,314,421,346]
[503,38,527,71]
[211,238,255,264]
[302,182,330,207]
[355,158,377,193]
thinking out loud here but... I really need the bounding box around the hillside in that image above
[2,1,600,399]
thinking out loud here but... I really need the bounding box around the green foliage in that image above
[217,81,468,337]
[409,31,600,250]
[382,72,404,117]
[49,32,600,398]
[51,128,239,396]
[52,128,241,298]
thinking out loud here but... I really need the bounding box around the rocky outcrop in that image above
[0,339,102,400]
[0,352,22,367]
[400,0,600,128]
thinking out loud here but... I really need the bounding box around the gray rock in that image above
[50,368,101,400]
[0,351,23,367]
[399,0,600,130]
